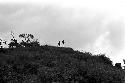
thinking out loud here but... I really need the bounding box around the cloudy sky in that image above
[0,0,125,65]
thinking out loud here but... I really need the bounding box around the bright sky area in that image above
[0,0,125,66]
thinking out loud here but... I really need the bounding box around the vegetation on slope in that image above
[0,45,124,83]
[0,33,125,83]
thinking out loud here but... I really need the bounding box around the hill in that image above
[0,45,125,83]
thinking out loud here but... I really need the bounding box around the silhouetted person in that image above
[0,39,2,48]
[61,40,65,47]
[62,40,65,44]
[123,59,125,64]
[58,41,60,46]
[0,41,2,48]
[0,42,1,46]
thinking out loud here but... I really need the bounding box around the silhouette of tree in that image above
[8,31,20,48]
[19,34,34,43]
[0,38,7,48]
[8,39,21,48]
[19,33,40,47]
[29,39,40,47]
[115,63,122,69]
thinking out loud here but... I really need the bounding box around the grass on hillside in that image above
[0,45,124,83]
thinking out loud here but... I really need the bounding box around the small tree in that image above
[115,63,122,69]
[29,39,40,47]
[19,33,40,47]
[8,31,21,48]
[8,39,21,48]
[19,34,34,43]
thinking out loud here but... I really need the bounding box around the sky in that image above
[0,0,125,65]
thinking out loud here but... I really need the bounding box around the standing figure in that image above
[58,41,60,46]
[0,42,2,48]
[0,39,3,48]
[62,40,65,47]
[62,40,65,44]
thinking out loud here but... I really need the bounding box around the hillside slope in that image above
[0,45,125,83]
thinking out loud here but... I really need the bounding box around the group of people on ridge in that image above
[58,40,65,47]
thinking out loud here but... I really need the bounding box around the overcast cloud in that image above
[0,1,125,65]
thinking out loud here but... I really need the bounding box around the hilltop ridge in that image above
[0,45,125,83]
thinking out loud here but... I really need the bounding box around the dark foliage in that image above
[19,34,40,47]
[0,44,125,83]
[8,33,40,48]
[19,34,34,43]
